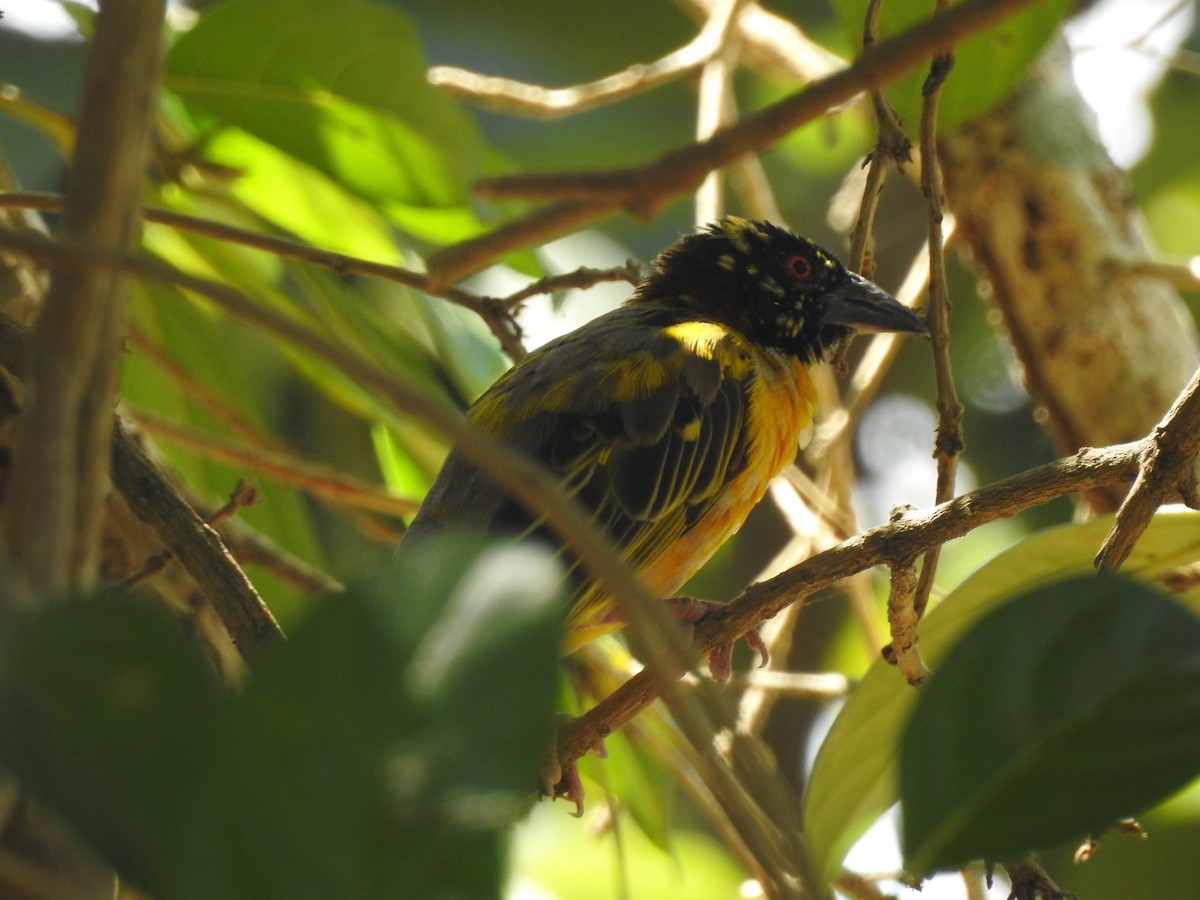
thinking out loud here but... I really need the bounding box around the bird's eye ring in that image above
[786,254,814,279]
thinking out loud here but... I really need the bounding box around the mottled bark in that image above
[941,42,1199,509]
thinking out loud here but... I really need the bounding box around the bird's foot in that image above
[541,718,606,817]
[664,595,768,683]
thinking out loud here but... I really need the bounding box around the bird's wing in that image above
[466,310,758,626]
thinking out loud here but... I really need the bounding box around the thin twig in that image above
[119,478,260,590]
[693,0,749,224]
[129,408,421,518]
[912,16,960,621]
[1104,254,1200,292]
[848,0,913,280]
[671,0,846,85]
[728,669,851,698]
[428,0,748,120]
[501,261,644,309]
[207,515,345,595]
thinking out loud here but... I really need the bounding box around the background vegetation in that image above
[0,0,1199,897]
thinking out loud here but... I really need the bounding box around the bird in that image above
[403,216,927,677]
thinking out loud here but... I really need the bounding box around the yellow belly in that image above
[639,350,816,596]
[565,349,816,648]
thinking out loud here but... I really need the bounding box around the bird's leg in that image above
[663,596,769,683]
[541,715,606,816]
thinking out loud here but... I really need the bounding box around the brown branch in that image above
[560,439,1143,765]
[1095,363,1200,569]
[428,0,1045,284]
[501,261,644,309]
[118,478,260,591]
[213,518,345,595]
[1,0,164,595]
[427,0,744,120]
[847,0,913,280]
[886,556,928,685]
[671,0,846,85]
[110,421,283,662]
[129,408,421,518]
[912,16,960,620]
[0,191,528,361]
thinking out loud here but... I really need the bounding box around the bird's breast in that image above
[639,349,818,597]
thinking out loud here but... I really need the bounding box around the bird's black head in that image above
[632,217,927,363]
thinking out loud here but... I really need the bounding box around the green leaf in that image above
[804,509,1200,885]
[901,573,1200,874]
[0,535,565,898]
[828,0,1074,133]
[0,599,221,896]
[201,127,402,262]
[165,0,482,212]
[396,535,568,803]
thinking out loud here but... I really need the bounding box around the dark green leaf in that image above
[900,573,1200,875]
[804,510,1200,885]
[0,535,563,898]
[0,599,221,895]
[397,536,566,802]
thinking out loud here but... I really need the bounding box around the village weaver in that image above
[404,216,926,677]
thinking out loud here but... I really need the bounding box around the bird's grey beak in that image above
[823,272,928,335]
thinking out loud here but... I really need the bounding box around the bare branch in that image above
[427,0,1047,286]
[2,0,164,595]
[0,191,528,361]
[428,0,745,119]
[1096,363,1200,569]
[560,439,1143,765]
[129,408,421,519]
[912,12,960,619]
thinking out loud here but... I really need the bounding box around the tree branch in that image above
[1,0,164,596]
[426,0,1045,286]
[560,439,1142,764]
[1095,363,1200,569]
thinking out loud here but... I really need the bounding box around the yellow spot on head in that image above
[716,216,760,254]
[718,254,736,271]
[760,276,784,297]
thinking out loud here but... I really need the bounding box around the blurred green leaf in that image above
[404,540,566,799]
[0,598,220,895]
[804,509,1200,885]
[165,0,482,218]
[0,535,564,898]
[513,804,746,900]
[901,573,1200,875]
[828,0,1074,134]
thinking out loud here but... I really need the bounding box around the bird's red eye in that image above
[786,254,814,279]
